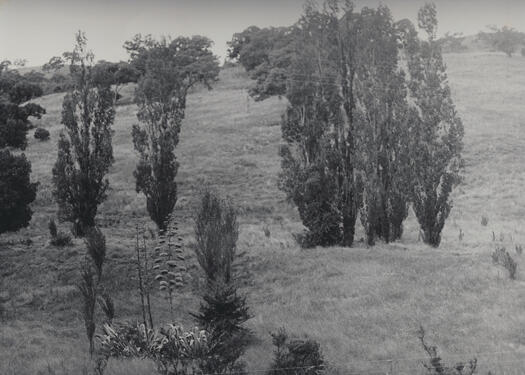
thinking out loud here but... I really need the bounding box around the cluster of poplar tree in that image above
[52,32,219,237]
[229,1,464,247]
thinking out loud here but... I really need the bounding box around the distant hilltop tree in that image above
[42,56,65,73]
[438,32,468,53]
[227,25,295,101]
[91,60,140,98]
[42,54,138,96]
[478,25,525,57]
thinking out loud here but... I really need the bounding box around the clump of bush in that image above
[34,127,50,141]
[48,218,72,247]
[481,215,488,226]
[267,327,324,375]
[0,150,38,235]
[418,326,477,375]
[492,246,517,279]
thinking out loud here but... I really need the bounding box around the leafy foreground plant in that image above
[267,327,324,375]
[418,326,477,375]
[98,322,214,375]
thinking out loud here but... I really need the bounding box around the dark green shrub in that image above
[267,327,324,375]
[0,149,38,234]
[0,102,45,149]
[0,63,46,149]
[8,81,43,104]
[34,127,50,141]
[0,116,29,149]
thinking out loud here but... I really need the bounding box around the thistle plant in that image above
[134,224,154,330]
[153,216,187,319]
[134,217,188,328]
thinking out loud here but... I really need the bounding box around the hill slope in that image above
[1,53,525,374]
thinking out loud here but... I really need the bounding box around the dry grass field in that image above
[1,52,525,374]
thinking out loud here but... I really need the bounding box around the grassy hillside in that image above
[1,52,525,374]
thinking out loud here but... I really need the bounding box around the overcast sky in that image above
[1,0,524,66]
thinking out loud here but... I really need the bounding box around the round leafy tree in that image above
[0,149,38,234]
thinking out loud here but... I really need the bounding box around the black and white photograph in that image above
[1,0,525,373]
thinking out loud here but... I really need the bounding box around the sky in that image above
[1,0,524,66]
